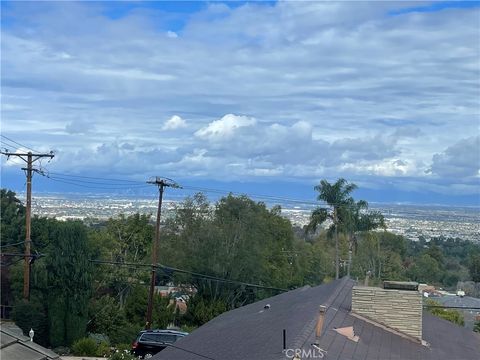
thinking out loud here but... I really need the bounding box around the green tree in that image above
[12,300,48,346]
[0,189,26,306]
[408,254,441,284]
[162,194,302,308]
[342,199,385,277]
[124,285,174,329]
[46,221,93,346]
[89,213,153,305]
[306,178,358,279]
[468,253,480,282]
[0,189,25,245]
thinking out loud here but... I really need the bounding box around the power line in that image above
[145,176,180,330]
[34,170,150,190]
[1,149,54,300]
[424,305,480,310]
[45,171,145,184]
[1,240,32,248]
[0,135,40,153]
[89,259,288,293]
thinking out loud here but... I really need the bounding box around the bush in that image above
[71,337,98,356]
[109,349,138,360]
[51,346,70,356]
[12,300,49,346]
[96,341,112,357]
[425,299,465,326]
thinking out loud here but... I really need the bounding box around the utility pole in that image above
[334,207,339,280]
[145,176,180,329]
[0,150,54,300]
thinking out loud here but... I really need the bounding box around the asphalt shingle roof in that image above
[153,278,480,360]
[0,323,59,360]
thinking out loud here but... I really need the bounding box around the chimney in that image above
[351,281,422,341]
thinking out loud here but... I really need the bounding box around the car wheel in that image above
[144,353,153,359]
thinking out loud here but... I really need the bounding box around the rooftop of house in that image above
[0,322,59,360]
[153,278,480,360]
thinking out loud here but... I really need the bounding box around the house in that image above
[0,322,59,360]
[153,278,480,360]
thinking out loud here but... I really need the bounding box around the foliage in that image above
[71,337,98,356]
[182,293,227,327]
[425,299,464,326]
[0,189,25,245]
[12,300,48,346]
[161,194,310,307]
[3,186,480,350]
[408,254,442,284]
[468,253,480,283]
[124,285,174,329]
[306,179,384,279]
[96,341,112,357]
[88,295,128,344]
[474,320,480,333]
[109,350,138,360]
[46,221,93,346]
[88,213,153,306]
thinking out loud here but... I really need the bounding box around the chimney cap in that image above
[383,281,418,291]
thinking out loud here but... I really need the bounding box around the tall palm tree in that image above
[306,178,357,279]
[342,200,385,277]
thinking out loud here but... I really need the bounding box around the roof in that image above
[0,323,59,360]
[153,278,480,360]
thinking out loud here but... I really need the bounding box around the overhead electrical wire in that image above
[0,135,40,153]
[90,259,288,292]
[35,171,360,208]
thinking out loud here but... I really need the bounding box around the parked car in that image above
[131,329,188,358]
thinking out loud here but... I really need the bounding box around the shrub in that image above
[12,300,49,346]
[109,349,138,360]
[425,299,465,326]
[71,337,97,356]
[96,341,112,357]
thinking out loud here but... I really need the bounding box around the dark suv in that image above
[131,329,188,358]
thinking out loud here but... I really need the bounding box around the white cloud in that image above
[195,114,256,141]
[1,1,479,201]
[430,136,480,178]
[166,31,178,38]
[162,115,187,131]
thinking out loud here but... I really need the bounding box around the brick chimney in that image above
[351,281,422,341]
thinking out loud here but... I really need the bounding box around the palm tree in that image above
[306,178,357,279]
[342,200,385,277]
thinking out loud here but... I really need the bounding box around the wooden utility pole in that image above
[145,177,180,329]
[334,207,339,280]
[0,150,54,300]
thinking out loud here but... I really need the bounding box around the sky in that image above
[1,0,479,206]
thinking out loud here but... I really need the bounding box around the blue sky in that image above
[1,1,479,206]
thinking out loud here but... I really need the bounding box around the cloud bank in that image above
[1,1,479,203]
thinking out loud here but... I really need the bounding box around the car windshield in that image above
[141,333,176,343]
